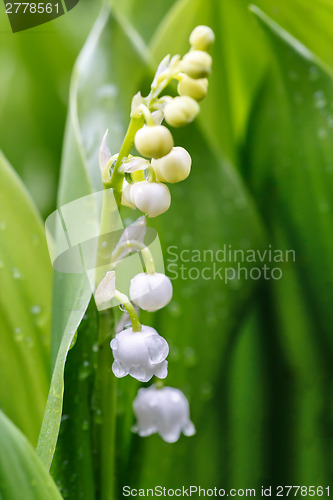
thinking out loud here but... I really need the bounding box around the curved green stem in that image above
[114,290,142,332]
[107,115,145,205]
[94,309,116,500]
[112,240,156,274]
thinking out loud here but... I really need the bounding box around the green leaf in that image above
[0,152,51,446]
[110,0,178,43]
[0,411,62,500]
[254,0,333,74]
[243,6,333,483]
[248,6,333,348]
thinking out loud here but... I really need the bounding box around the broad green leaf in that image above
[0,1,101,218]
[0,411,62,500]
[255,0,333,74]
[111,0,178,43]
[227,309,266,490]
[50,300,99,500]
[248,6,333,349]
[38,1,151,481]
[243,7,333,483]
[150,0,269,163]
[0,151,51,446]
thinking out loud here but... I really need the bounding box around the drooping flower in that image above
[130,181,171,217]
[111,325,169,382]
[129,272,173,312]
[132,385,196,443]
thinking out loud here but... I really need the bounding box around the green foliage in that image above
[2,0,333,497]
[0,411,62,499]
[0,152,51,446]
[243,6,333,484]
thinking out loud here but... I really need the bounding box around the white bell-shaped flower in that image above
[132,385,196,443]
[129,272,173,312]
[130,181,171,217]
[111,326,169,382]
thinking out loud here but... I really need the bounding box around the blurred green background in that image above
[1,0,333,498]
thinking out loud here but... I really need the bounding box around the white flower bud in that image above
[134,125,174,159]
[189,25,215,51]
[181,50,212,79]
[130,181,171,218]
[164,96,200,128]
[121,180,135,209]
[129,272,173,312]
[133,386,196,443]
[111,326,169,382]
[152,147,191,183]
[177,74,208,101]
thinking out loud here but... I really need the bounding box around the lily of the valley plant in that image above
[95,24,214,443]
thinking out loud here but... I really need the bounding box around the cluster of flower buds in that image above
[118,24,215,218]
[97,25,214,442]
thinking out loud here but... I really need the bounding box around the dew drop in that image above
[314,90,327,109]
[201,382,213,400]
[12,267,24,280]
[183,346,197,367]
[309,65,320,81]
[0,260,4,269]
[30,304,41,315]
[0,221,6,230]
[82,420,89,431]
[79,360,92,380]
[167,301,181,318]
[13,327,23,342]
[288,70,299,81]
[25,336,35,348]
[318,127,328,140]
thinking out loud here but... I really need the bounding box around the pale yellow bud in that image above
[181,50,212,79]
[134,125,174,159]
[131,181,171,218]
[177,74,208,101]
[164,96,200,128]
[152,147,191,183]
[189,25,215,51]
